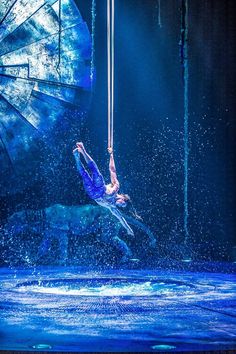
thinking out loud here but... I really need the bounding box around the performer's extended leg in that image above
[73,149,94,195]
[73,149,92,185]
[76,143,105,188]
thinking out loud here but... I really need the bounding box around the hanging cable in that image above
[107,0,114,150]
[158,0,162,28]
[90,0,96,84]
[180,0,189,243]
[56,0,62,81]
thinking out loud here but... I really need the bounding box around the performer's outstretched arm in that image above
[109,206,134,236]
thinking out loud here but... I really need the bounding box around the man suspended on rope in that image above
[73,142,134,236]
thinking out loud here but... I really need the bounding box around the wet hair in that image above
[115,193,130,208]
[119,193,130,202]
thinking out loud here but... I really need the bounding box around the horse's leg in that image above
[38,228,52,258]
[112,236,132,262]
[101,221,132,262]
[57,229,68,265]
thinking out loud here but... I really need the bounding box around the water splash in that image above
[14,277,198,297]
[1,269,235,352]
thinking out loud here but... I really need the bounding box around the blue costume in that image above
[73,146,135,240]
[74,151,106,200]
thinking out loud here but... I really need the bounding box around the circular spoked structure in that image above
[0,0,92,195]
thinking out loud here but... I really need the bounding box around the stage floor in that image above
[0,266,235,352]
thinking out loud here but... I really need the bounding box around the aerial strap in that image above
[107,0,114,150]
[180,0,189,243]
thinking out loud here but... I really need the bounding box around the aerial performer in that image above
[73,142,134,236]
[72,1,137,240]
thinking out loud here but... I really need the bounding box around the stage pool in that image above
[0,266,235,352]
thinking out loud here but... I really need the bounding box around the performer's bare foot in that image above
[76,142,85,154]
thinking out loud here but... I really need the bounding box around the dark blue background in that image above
[82,0,236,261]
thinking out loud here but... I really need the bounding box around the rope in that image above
[90,0,96,84]
[158,0,162,28]
[181,0,189,243]
[56,0,62,81]
[107,0,114,150]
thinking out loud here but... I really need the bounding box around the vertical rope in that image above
[158,0,162,28]
[107,0,111,148]
[56,0,62,81]
[107,0,114,150]
[111,0,114,149]
[90,0,96,84]
[180,0,189,244]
